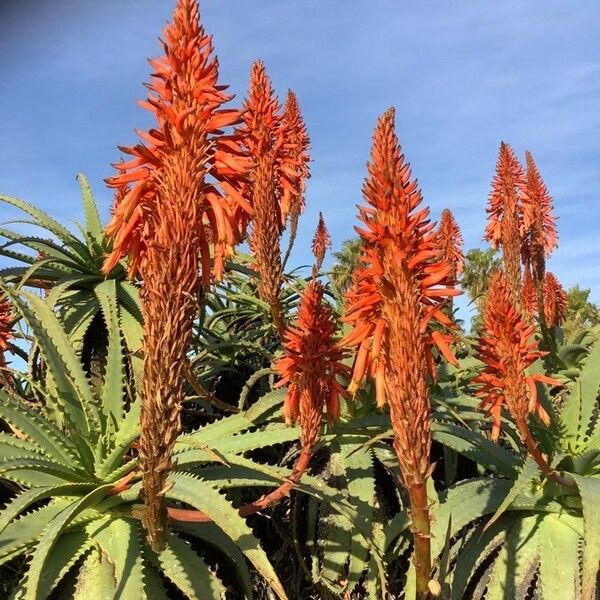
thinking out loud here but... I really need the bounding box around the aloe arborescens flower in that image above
[473,271,573,489]
[485,142,526,300]
[341,109,460,598]
[240,61,290,336]
[103,0,248,549]
[521,151,558,329]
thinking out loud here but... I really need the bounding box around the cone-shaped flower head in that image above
[239,61,292,335]
[473,270,557,440]
[279,90,311,229]
[484,142,526,299]
[275,279,349,449]
[521,151,558,267]
[103,0,249,281]
[311,212,331,274]
[340,108,460,487]
[434,208,464,279]
[340,109,460,407]
[544,272,567,328]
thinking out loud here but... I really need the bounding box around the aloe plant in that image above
[0,175,142,361]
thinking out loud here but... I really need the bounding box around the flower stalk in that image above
[340,109,460,598]
[103,0,247,550]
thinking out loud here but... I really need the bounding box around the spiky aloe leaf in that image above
[76,173,104,247]
[166,472,288,600]
[21,484,114,600]
[0,194,86,255]
[538,513,582,600]
[560,329,600,451]
[93,518,145,599]
[174,521,253,599]
[156,534,226,599]
[572,474,600,600]
[72,548,118,599]
[0,392,81,470]
[484,515,540,600]
[95,279,125,431]
[0,286,99,439]
[484,456,538,531]
[431,421,521,478]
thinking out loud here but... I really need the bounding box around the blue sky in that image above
[1,0,599,319]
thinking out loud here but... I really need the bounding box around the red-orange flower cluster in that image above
[280,90,311,229]
[484,142,526,298]
[473,271,557,440]
[340,109,459,405]
[275,279,349,449]
[544,272,568,327]
[311,212,331,274]
[520,269,537,319]
[434,208,464,279]
[103,0,249,281]
[521,151,558,268]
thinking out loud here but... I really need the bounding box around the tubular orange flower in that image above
[340,108,460,598]
[103,0,249,281]
[484,142,526,300]
[102,0,249,550]
[240,61,290,336]
[311,212,331,275]
[473,271,556,441]
[275,279,349,449]
[520,268,538,320]
[521,150,558,328]
[544,272,567,328]
[280,90,311,262]
[434,208,464,279]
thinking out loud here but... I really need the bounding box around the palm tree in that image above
[461,248,501,313]
[562,285,600,341]
[330,238,363,294]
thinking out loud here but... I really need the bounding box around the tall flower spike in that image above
[473,270,556,441]
[275,279,349,449]
[544,272,567,328]
[484,142,526,300]
[340,109,460,598]
[311,212,331,275]
[280,90,311,263]
[521,151,558,329]
[103,0,249,550]
[240,61,288,336]
[435,208,464,279]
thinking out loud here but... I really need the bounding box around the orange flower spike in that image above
[521,151,558,265]
[279,90,311,229]
[434,208,464,279]
[103,0,249,551]
[275,279,349,450]
[473,270,556,441]
[543,272,568,327]
[484,142,526,299]
[521,269,538,320]
[311,212,332,274]
[102,0,248,279]
[521,151,558,328]
[340,109,460,597]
